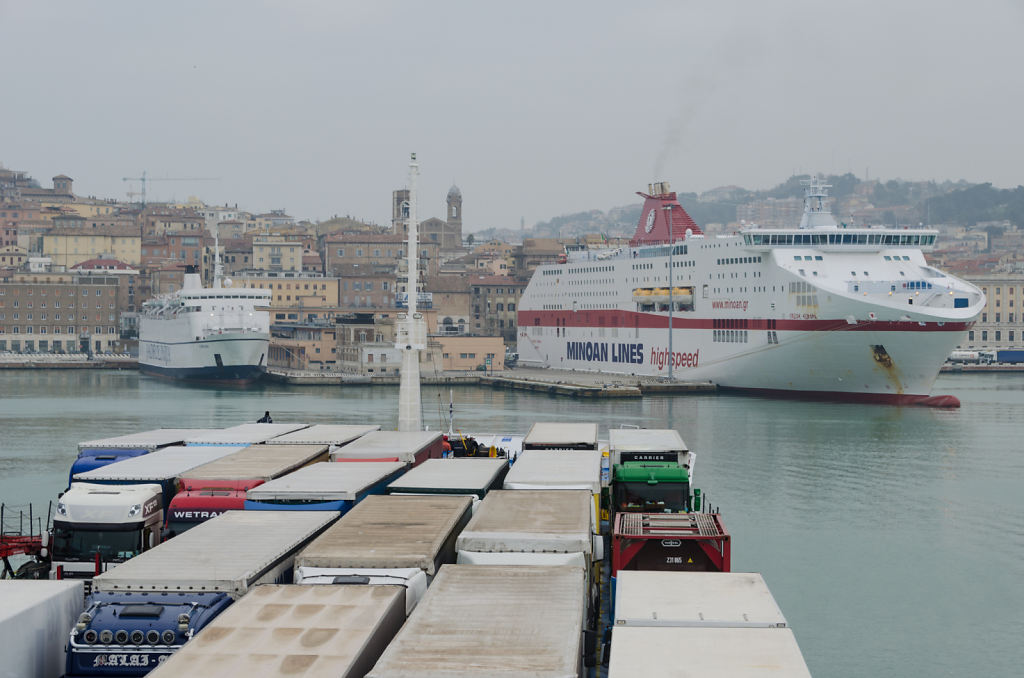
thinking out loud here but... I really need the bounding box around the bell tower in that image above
[446,184,462,248]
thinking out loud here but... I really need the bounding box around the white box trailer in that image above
[331,430,444,466]
[147,584,405,678]
[245,461,406,513]
[72,445,247,508]
[456,490,594,568]
[0,580,84,678]
[183,422,309,446]
[294,494,473,611]
[91,510,336,598]
[366,564,585,678]
[614,572,788,628]
[523,422,599,451]
[503,450,602,532]
[608,428,691,468]
[78,429,214,452]
[386,457,508,499]
[181,443,330,484]
[270,423,380,446]
[608,627,812,677]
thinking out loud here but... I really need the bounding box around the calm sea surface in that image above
[2,370,1022,677]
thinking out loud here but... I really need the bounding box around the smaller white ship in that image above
[138,247,271,383]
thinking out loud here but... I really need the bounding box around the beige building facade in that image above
[963,275,1024,350]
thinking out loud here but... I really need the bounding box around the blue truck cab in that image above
[66,591,233,677]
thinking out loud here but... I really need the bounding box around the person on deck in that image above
[257,411,273,423]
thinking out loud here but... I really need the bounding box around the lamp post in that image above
[664,203,674,381]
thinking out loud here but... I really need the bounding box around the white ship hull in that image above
[517,181,984,405]
[138,272,271,384]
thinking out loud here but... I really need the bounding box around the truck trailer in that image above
[502,449,603,533]
[182,422,309,446]
[366,565,586,678]
[294,494,473,611]
[70,429,214,487]
[523,422,600,451]
[146,584,405,677]
[385,457,508,501]
[269,423,380,448]
[70,510,337,676]
[0,581,84,678]
[331,430,444,466]
[244,461,406,512]
[166,443,329,534]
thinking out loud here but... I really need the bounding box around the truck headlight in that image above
[162,630,176,644]
[128,503,142,517]
[99,630,113,644]
[130,630,144,644]
[83,630,98,644]
[147,630,160,644]
[57,501,67,516]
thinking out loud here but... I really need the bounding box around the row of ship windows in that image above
[745,233,936,246]
[719,257,764,265]
[713,330,749,343]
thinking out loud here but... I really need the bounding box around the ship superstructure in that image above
[517,179,984,404]
[138,253,270,383]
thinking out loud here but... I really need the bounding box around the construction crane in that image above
[122,171,221,207]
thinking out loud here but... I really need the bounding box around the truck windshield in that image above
[614,482,689,513]
[51,524,142,561]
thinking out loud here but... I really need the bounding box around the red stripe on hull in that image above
[720,386,961,408]
[518,309,971,333]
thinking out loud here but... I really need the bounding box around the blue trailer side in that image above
[997,349,1024,363]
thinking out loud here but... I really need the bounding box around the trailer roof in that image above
[92,511,335,596]
[608,428,687,453]
[78,428,214,450]
[295,495,473,575]
[608,627,811,677]
[387,458,507,494]
[184,423,309,445]
[456,490,592,555]
[615,572,787,628]
[73,445,246,482]
[246,462,406,501]
[0,581,84,623]
[181,444,329,483]
[523,422,599,450]
[366,565,584,678]
[147,584,405,678]
[503,450,602,494]
[271,424,380,445]
[331,430,441,462]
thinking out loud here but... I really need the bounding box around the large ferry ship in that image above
[138,265,271,384]
[517,179,985,405]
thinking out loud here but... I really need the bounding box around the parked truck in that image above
[503,449,603,533]
[70,429,213,487]
[366,564,586,678]
[331,430,444,466]
[145,584,405,677]
[609,428,696,517]
[269,423,380,451]
[523,421,600,451]
[244,461,406,513]
[54,446,246,585]
[68,510,336,676]
[294,494,473,612]
[166,443,329,535]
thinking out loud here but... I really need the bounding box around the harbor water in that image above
[1,370,1022,677]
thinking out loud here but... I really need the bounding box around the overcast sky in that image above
[2,0,1022,231]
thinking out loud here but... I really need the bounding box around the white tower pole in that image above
[398,153,425,432]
